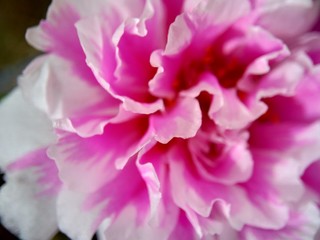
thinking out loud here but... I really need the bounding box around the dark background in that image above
[0,0,51,98]
[0,0,69,239]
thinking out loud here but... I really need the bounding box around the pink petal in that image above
[150,97,202,144]
[161,0,183,29]
[190,0,251,27]
[136,142,162,217]
[250,121,320,172]
[302,160,320,202]
[19,55,121,137]
[76,8,165,114]
[112,0,165,102]
[168,143,290,233]
[254,66,320,125]
[168,211,197,240]
[80,157,149,240]
[56,154,160,240]
[150,0,251,99]
[255,0,320,40]
[252,51,310,99]
[240,203,320,240]
[8,149,61,196]
[189,129,254,185]
[48,117,152,193]
[135,142,185,239]
[210,87,266,129]
[26,0,97,82]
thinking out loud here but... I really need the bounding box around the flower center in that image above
[173,43,247,92]
[204,46,247,89]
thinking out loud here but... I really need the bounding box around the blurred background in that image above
[0,0,50,98]
[0,0,70,239]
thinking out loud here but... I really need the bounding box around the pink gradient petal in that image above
[150,97,202,144]
[149,0,251,99]
[240,203,320,240]
[168,211,197,240]
[250,121,320,172]
[112,0,165,103]
[243,150,305,206]
[19,55,121,137]
[136,142,187,239]
[161,0,183,29]
[98,154,179,240]
[76,9,165,114]
[255,0,320,40]
[256,65,320,124]
[56,158,149,240]
[295,33,320,64]
[191,0,251,27]
[136,143,162,217]
[189,129,254,185]
[252,52,308,99]
[48,117,152,193]
[8,149,61,196]
[168,143,290,234]
[26,0,98,82]
[302,160,320,202]
[210,87,266,129]
[82,157,150,240]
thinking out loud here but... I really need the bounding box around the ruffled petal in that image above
[254,0,320,40]
[168,143,289,236]
[240,203,320,240]
[189,129,253,185]
[56,157,150,240]
[250,121,320,172]
[210,86,266,129]
[48,116,153,194]
[76,0,165,113]
[19,55,121,137]
[150,97,202,144]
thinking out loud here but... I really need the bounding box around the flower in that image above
[1,0,320,239]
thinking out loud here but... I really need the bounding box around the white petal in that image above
[0,88,58,240]
[0,170,57,240]
[0,88,55,168]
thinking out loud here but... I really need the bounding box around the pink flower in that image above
[1,0,320,239]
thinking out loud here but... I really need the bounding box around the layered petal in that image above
[48,116,153,194]
[168,143,290,237]
[150,97,202,143]
[254,0,320,40]
[2,0,320,239]
[76,0,165,113]
[19,55,121,137]
[240,203,320,240]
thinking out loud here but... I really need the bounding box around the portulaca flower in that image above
[1,0,320,239]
